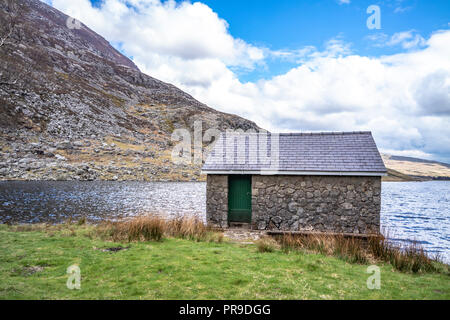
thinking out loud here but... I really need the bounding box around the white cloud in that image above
[269,39,351,65]
[387,30,426,49]
[50,0,265,70]
[394,6,413,14]
[46,0,450,162]
[337,0,351,4]
[186,30,450,162]
[367,30,426,49]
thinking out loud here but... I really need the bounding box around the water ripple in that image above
[381,181,449,263]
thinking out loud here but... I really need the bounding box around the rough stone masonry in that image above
[206,174,381,234]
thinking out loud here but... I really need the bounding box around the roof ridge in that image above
[278,131,372,136]
[205,130,386,174]
[222,131,372,136]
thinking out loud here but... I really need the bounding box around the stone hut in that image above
[202,131,387,234]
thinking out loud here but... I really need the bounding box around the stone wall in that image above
[252,175,381,234]
[206,175,228,228]
[206,174,382,234]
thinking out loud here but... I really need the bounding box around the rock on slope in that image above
[0,0,259,181]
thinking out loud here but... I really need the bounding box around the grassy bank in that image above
[0,223,449,300]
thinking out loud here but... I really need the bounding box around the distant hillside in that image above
[382,154,450,181]
[0,0,259,181]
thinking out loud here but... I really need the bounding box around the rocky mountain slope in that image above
[1,1,447,183]
[0,0,259,181]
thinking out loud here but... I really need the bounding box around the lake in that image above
[0,180,448,263]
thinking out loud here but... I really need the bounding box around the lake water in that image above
[0,180,448,263]
[380,181,449,263]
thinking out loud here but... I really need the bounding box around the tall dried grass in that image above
[97,215,221,243]
[103,215,165,242]
[277,232,445,273]
[367,234,441,273]
[256,237,278,253]
[165,216,208,241]
[279,233,369,264]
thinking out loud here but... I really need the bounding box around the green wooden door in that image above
[228,175,252,223]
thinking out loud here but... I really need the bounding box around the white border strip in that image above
[201,170,387,176]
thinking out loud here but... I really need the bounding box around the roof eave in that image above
[201,170,388,177]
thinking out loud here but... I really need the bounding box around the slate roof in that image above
[202,131,387,176]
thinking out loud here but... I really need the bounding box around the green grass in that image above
[0,224,448,300]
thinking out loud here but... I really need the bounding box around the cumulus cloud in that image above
[413,71,450,116]
[49,0,265,74]
[45,0,450,162]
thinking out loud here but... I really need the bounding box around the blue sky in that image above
[194,0,450,81]
[46,0,450,162]
[84,0,450,81]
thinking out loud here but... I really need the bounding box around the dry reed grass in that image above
[96,215,223,243]
[277,232,445,273]
[165,216,208,241]
[256,237,279,253]
[367,233,442,273]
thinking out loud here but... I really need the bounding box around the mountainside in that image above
[1,1,447,183]
[382,154,450,181]
[0,0,259,181]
